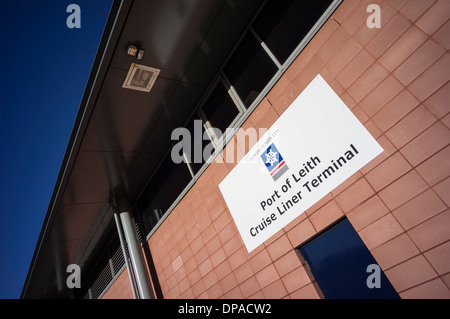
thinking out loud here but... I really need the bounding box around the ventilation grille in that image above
[81,234,126,299]
[122,63,160,92]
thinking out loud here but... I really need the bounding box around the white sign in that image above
[219,75,383,252]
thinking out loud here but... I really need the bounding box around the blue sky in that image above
[0,0,113,299]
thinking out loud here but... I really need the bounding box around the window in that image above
[223,33,279,108]
[201,82,240,140]
[299,219,400,299]
[184,112,213,175]
[253,0,333,64]
[138,154,193,235]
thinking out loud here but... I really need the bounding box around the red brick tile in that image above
[203,268,219,289]
[317,27,351,64]
[416,0,450,35]
[347,62,389,103]
[384,255,438,292]
[214,259,232,281]
[309,200,344,232]
[378,170,429,210]
[283,210,308,232]
[365,152,412,191]
[198,258,213,277]
[201,223,218,245]
[289,283,322,299]
[263,227,285,247]
[407,210,450,251]
[386,105,437,148]
[364,119,383,139]
[191,277,206,297]
[359,75,404,117]
[399,0,436,22]
[266,234,293,261]
[218,220,238,245]
[339,92,357,109]
[352,17,382,48]
[219,272,238,295]
[379,25,428,72]
[360,135,397,174]
[255,264,280,289]
[332,0,362,24]
[223,285,243,299]
[393,39,445,86]
[347,195,389,231]
[326,37,362,77]
[400,122,450,166]
[184,255,197,275]
[400,278,450,299]
[342,0,381,35]
[213,209,231,233]
[240,276,261,298]
[336,49,375,89]
[228,246,248,271]
[285,46,315,83]
[432,20,450,50]
[416,146,450,186]
[335,177,375,212]
[261,279,288,299]
[330,171,362,198]
[249,249,272,274]
[358,213,404,250]
[423,82,450,119]
[442,113,450,130]
[281,266,311,293]
[272,83,300,116]
[408,53,450,102]
[424,241,450,275]
[248,99,274,128]
[266,75,291,106]
[366,13,411,58]
[191,233,204,255]
[187,267,202,286]
[206,281,223,298]
[392,189,446,230]
[274,249,302,277]
[292,56,325,93]
[372,89,420,132]
[433,179,450,206]
[352,105,369,123]
[307,192,333,210]
[233,261,253,284]
[443,273,450,289]
[287,218,317,248]
[209,159,230,186]
[371,233,420,270]
[387,0,408,10]
[211,248,227,267]
[203,189,224,213]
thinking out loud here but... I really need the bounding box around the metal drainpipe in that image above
[117,198,153,299]
[113,212,138,299]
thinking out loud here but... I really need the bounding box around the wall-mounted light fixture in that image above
[127,44,145,60]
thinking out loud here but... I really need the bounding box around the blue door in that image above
[299,219,400,299]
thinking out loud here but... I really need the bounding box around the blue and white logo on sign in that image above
[261,143,289,181]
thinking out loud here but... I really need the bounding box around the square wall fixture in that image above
[122,63,160,92]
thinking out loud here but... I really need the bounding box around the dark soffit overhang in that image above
[22,0,265,298]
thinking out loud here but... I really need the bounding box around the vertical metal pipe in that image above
[113,212,138,299]
[118,198,153,299]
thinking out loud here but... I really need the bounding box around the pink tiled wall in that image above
[108,0,450,299]
[102,269,134,299]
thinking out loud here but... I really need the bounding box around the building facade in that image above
[23,0,450,299]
